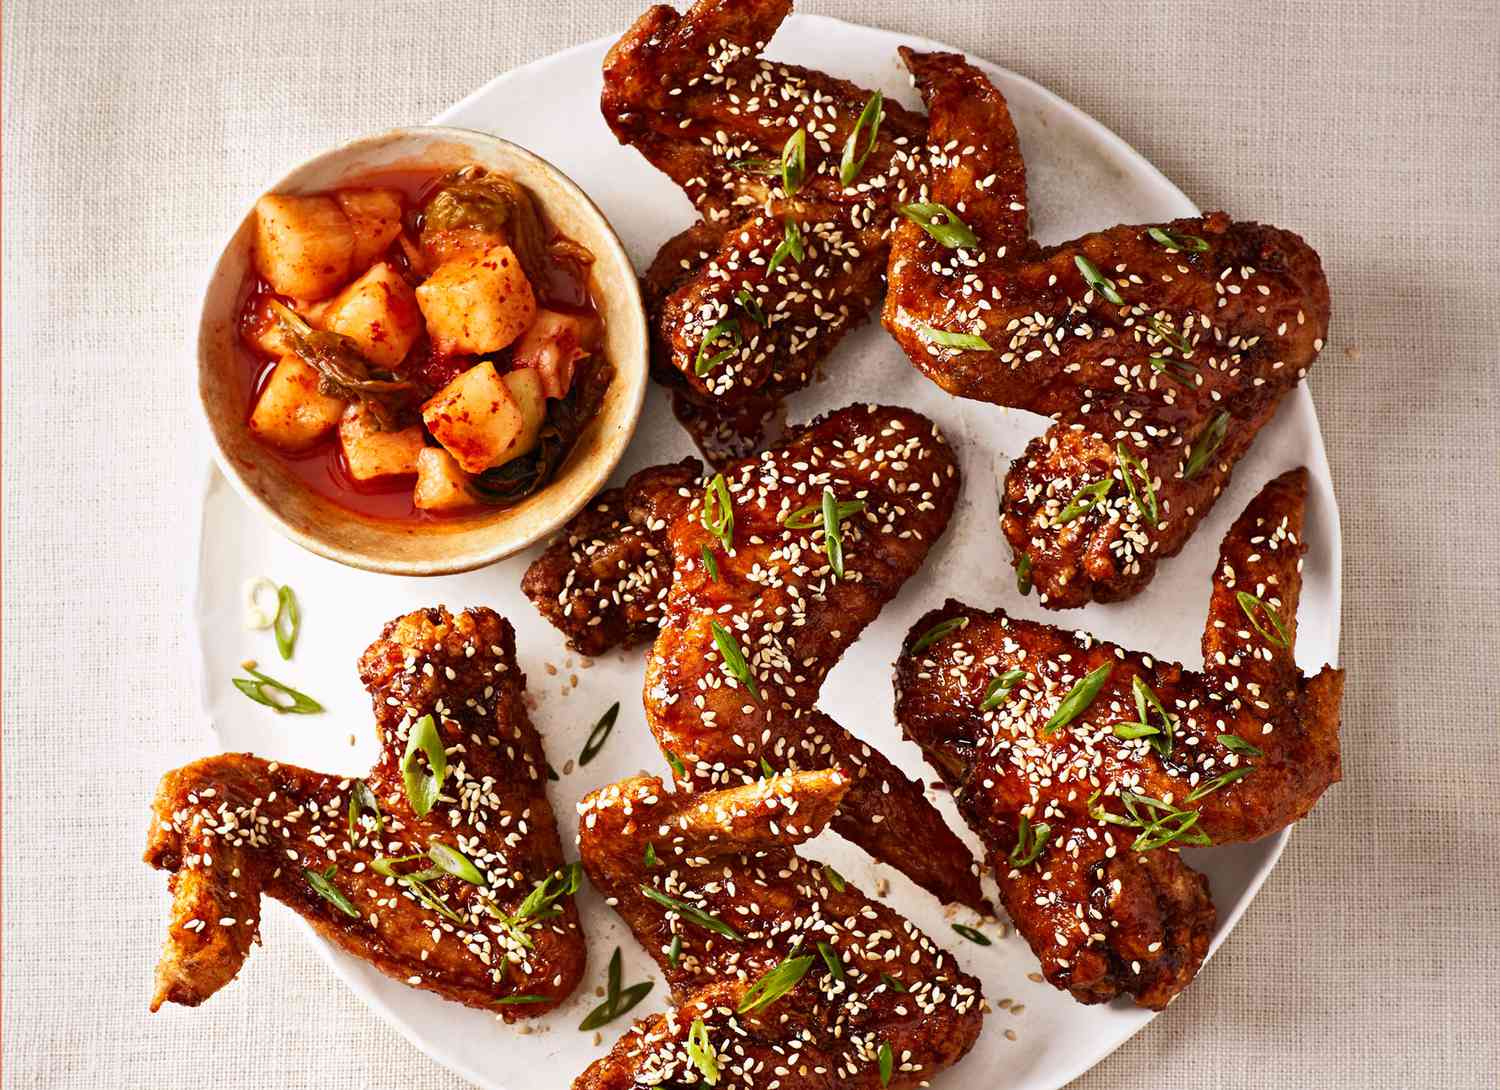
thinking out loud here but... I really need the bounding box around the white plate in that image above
[193,15,1341,1090]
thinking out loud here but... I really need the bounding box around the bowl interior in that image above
[197,127,648,575]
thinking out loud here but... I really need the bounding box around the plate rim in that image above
[187,14,1344,1089]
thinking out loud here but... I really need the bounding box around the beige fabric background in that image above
[3,0,1497,1086]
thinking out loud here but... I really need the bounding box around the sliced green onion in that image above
[580,701,621,766]
[759,755,776,779]
[1116,443,1159,527]
[1236,590,1291,648]
[1130,808,1211,851]
[1112,721,1161,740]
[1183,411,1230,479]
[303,865,359,918]
[729,157,778,175]
[909,615,968,655]
[514,863,583,922]
[821,487,849,578]
[347,779,382,841]
[667,934,683,968]
[273,584,299,660]
[781,128,806,196]
[734,287,767,327]
[782,497,864,529]
[981,668,1027,711]
[1147,226,1210,252]
[916,322,992,350]
[401,714,447,818]
[700,544,720,582]
[767,219,804,274]
[644,842,658,868]
[822,864,846,892]
[1016,554,1033,596]
[951,923,990,945]
[687,1017,719,1085]
[1146,315,1193,354]
[1149,355,1198,382]
[737,952,815,1013]
[1052,478,1113,525]
[579,948,654,1030]
[665,749,687,780]
[1007,814,1051,868]
[878,1041,894,1087]
[639,885,742,941]
[495,993,551,1007]
[1132,674,1174,756]
[694,317,741,377]
[709,620,762,704]
[1041,662,1114,737]
[701,473,734,551]
[1218,733,1264,757]
[427,842,485,885]
[880,973,907,992]
[898,202,978,248]
[243,576,279,629]
[840,91,883,185]
[233,667,323,715]
[817,941,845,981]
[1074,254,1125,305]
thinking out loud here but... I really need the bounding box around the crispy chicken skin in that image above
[603,0,927,459]
[525,403,988,911]
[574,770,984,1089]
[522,458,702,656]
[884,49,1331,608]
[144,607,585,1016]
[893,470,1343,1008]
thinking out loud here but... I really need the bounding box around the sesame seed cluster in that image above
[574,769,985,1089]
[893,469,1343,1007]
[145,607,585,1017]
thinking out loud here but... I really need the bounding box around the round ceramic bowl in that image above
[196,126,648,576]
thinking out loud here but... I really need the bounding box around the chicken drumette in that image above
[575,770,984,1089]
[892,470,1343,1008]
[603,0,927,460]
[883,49,1331,608]
[524,403,988,912]
[144,607,585,1016]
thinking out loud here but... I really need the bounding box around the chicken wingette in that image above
[892,470,1343,1008]
[574,770,984,1089]
[144,607,585,1016]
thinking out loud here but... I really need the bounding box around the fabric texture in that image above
[3,0,1497,1087]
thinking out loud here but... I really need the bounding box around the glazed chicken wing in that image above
[575,770,984,1089]
[893,470,1343,1008]
[884,49,1331,608]
[144,607,585,1016]
[604,0,927,459]
[525,403,988,911]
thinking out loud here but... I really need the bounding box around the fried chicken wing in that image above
[575,770,984,1089]
[892,469,1343,1008]
[525,403,988,911]
[144,607,585,1016]
[521,458,702,656]
[884,49,1331,608]
[604,0,927,458]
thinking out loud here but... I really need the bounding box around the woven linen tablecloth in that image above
[3,1,1497,1087]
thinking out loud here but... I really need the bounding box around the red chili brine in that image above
[236,165,611,521]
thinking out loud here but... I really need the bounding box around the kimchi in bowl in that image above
[196,126,649,575]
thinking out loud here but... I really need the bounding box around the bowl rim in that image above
[194,124,649,576]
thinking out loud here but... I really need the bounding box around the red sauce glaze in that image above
[237,166,601,523]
